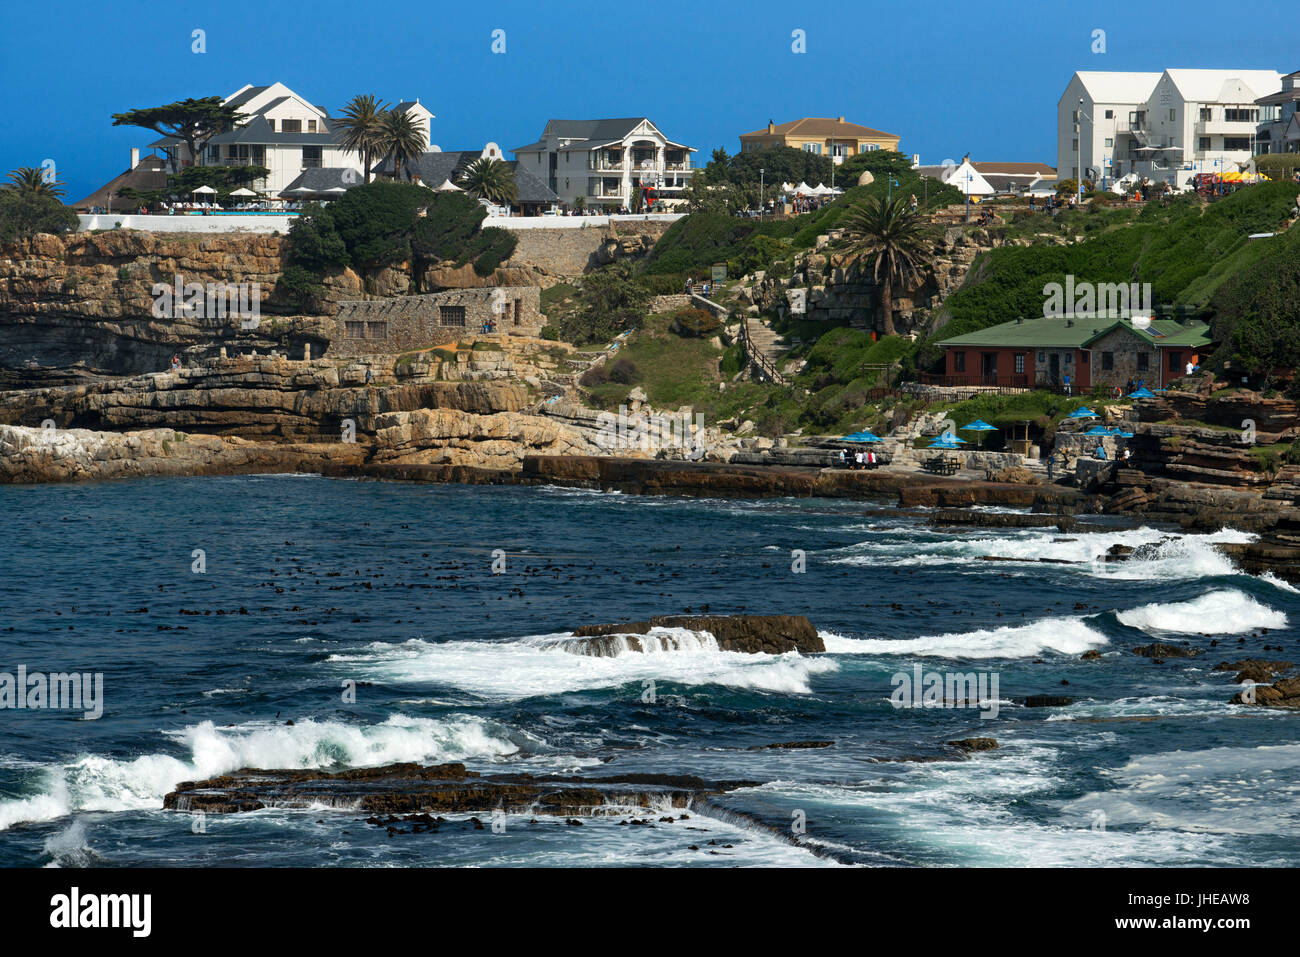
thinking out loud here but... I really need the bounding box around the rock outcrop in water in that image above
[162,762,757,816]
[571,614,824,655]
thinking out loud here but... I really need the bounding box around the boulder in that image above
[572,614,824,654]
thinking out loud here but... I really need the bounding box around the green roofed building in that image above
[935,315,1213,390]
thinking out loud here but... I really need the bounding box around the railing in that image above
[920,373,1031,388]
[740,316,789,386]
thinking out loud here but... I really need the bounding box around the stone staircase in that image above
[741,316,791,384]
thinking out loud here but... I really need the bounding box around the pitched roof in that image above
[971,161,1056,177]
[280,167,361,194]
[1163,68,1282,103]
[71,154,170,209]
[1082,318,1213,348]
[740,117,898,140]
[1071,71,1161,104]
[206,115,337,145]
[939,318,1100,349]
[225,85,271,110]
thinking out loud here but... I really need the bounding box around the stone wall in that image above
[1088,327,1157,390]
[329,286,543,358]
[504,221,674,276]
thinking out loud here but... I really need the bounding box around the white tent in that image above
[229,187,257,197]
[811,183,836,196]
[435,178,463,192]
[794,181,813,194]
[191,185,216,195]
[780,182,795,193]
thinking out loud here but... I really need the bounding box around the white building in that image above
[911,157,995,196]
[511,118,695,209]
[150,82,434,196]
[1059,69,1282,190]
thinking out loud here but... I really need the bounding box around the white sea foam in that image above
[1116,589,1287,634]
[0,713,524,832]
[831,525,1254,582]
[1062,744,1300,837]
[819,617,1108,659]
[330,627,837,699]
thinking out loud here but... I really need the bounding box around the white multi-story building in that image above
[511,118,695,209]
[150,82,434,196]
[1059,69,1282,190]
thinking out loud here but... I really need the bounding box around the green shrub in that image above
[668,307,723,338]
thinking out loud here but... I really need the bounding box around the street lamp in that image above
[1076,97,1092,204]
[759,167,765,221]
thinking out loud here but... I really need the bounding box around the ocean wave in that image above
[0,713,525,832]
[830,525,1254,582]
[329,627,837,699]
[1116,589,1287,634]
[819,617,1108,659]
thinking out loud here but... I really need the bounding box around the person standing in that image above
[1063,372,1072,396]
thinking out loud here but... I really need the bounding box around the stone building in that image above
[329,286,543,357]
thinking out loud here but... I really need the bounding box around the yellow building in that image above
[739,117,901,164]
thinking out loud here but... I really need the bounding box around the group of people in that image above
[839,448,880,470]
[167,354,182,372]
[684,278,714,297]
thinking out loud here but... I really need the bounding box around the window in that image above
[440,305,466,326]
[1200,108,1213,121]
[1065,352,1073,365]
[1014,354,1025,374]
[513,299,522,325]
[307,119,317,132]
[1199,137,1212,151]
[302,146,322,168]
[1137,352,1149,371]
[954,351,966,372]
[345,321,365,338]
[803,143,821,154]
[1104,109,1113,119]
[1225,108,1258,122]
[1224,137,1252,151]
[1169,351,1182,371]
[207,145,219,161]
[1102,352,1114,370]
[1072,139,1078,151]
[281,119,302,133]
[1169,109,1176,121]
[1079,352,1088,365]
[365,321,387,339]
[1104,137,1113,147]
[1037,350,1046,362]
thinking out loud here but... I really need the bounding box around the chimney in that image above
[837,116,845,123]
[767,121,775,134]
[130,147,140,169]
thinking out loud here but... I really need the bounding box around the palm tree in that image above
[6,166,65,198]
[457,157,518,206]
[839,194,932,337]
[376,109,427,183]
[333,95,389,183]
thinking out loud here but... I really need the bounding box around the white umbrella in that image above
[285,187,314,195]
[229,187,257,197]
[324,187,347,194]
[435,178,463,191]
[192,185,217,195]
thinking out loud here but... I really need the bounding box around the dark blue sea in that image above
[1,475,1297,866]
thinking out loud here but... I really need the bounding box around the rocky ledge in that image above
[571,614,824,655]
[163,762,757,816]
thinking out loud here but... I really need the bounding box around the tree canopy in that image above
[112,97,246,169]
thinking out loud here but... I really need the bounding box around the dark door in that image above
[981,352,997,383]
[1049,353,1060,383]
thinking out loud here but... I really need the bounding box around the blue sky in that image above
[1,0,1293,200]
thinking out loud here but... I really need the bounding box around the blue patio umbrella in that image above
[1082,426,1112,436]
[960,418,998,447]
[928,435,967,449]
[1065,406,1099,419]
[1108,427,1134,438]
[840,430,882,443]
[1128,387,1156,399]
